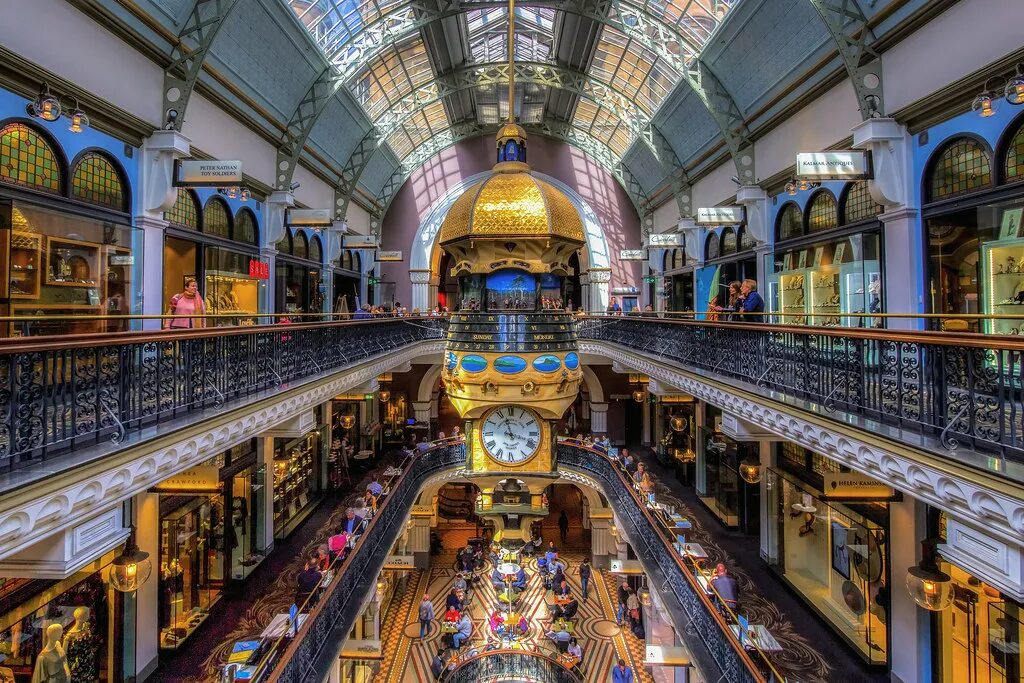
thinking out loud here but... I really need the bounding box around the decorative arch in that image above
[165,188,201,230]
[840,181,882,226]
[234,207,259,245]
[704,231,720,261]
[999,112,1024,185]
[293,231,309,260]
[203,196,232,238]
[805,190,838,233]
[69,149,128,212]
[925,135,993,203]
[0,120,63,194]
[417,364,444,403]
[579,364,605,404]
[309,234,323,264]
[776,202,802,242]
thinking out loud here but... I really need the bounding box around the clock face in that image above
[481,406,542,464]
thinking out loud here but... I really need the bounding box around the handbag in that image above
[629,608,640,620]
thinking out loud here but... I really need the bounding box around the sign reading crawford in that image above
[795,151,872,180]
[174,159,242,186]
[619,249,645,261]
[286,208,333,226]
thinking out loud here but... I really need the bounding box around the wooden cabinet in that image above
[45,236,100,288]
[9,231,41,298]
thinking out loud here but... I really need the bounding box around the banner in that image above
[796,151,872,180]
[174,159,242,186]
[696,207,744,225]
[286,208,332,226]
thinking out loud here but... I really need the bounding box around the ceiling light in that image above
[785,181,797,196]
[973,91,996,118]
[798,179,811,192]
[67,106,89,134]
[29,85,61,122]
[225,186,238,200]
[240,187,251,202]
[1006,70,1024,105]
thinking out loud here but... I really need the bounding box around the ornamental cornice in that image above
[580,340,1024,546]
[588,270,612,284]
[0,340,445,561]
[409,270,433,284]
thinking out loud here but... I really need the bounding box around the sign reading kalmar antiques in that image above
[647,233,683,248]
[696,207,744,225]
[619,249,645,261]
[286,208,333,226]
[822,472,896,500]
[795,151,872,180]
[377,250,403,262]
[174,159,243,186]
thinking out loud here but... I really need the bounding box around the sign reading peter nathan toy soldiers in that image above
[174,159,243,186]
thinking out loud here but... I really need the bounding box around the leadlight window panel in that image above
[354,39,433,121]
[811,452,841,475]
[777,203,802,241]
[203,198,231,238]
[0,122,60,194]
[739,227,756,251]
[354,252,361,271]
[293,230,309,260]
[235,208,258,245]
[705,232,720,260]
[673,249,684,270]
[929,137,991,202]
[779,442,806,469]
[165,188,199,229]
[843,181,882,225]
[342,250,353,270]
[721,227,737,255]
[309,235,323,263]
[466,7,554,64]
[70,152,125,211]
[276,230,292,255]
[1005,122,1024,183]
[807,191,838,233]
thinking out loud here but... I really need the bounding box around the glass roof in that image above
[466,7,556,64]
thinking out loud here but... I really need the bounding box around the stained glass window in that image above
[276,231,292,255]
[70,152,125,210]
[292,231,309,260]
[309,235,323,263]
[929,137,991,202]
[353,252,362,272]
[165,189,199,229]
[842,181,882,225]
[807,191,838,233]
[705,232,720,260]
[739,227,756,251]
[720,228,737,255]
[0,122,60,193]
[341,250,353,271]
[1005,122,1024,184]
[203,198,231,238]
[777,203,802,241]
[235,208,258,245]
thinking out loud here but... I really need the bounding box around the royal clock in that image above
[480,406,542,464]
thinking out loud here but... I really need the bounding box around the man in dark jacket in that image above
[295,556,322,608]
[737,279,765,323]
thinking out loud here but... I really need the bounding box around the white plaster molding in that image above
[140,130,190,217]
[588,269,611,284]
[0,340,445,561]
[265,191,295,247]
[941,518,1024,601]
[409,270,432,284]
[736,186,768,244]
[0,508,128,579]
[852,118,913,209]
[580,340,1024,547]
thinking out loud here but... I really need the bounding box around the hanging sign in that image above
[151,466,221,492]
[795,151,872,180]
[611,286,639,295]
[377,250,403,262]
[384,555,415,569]
[286,208,333,227]
[248,259,270,279]
[696,207,744,226]
[821,472,897,501]
[344,234,378,248]
[619,249,645,261]
[173,159,242,186]
[647,233,683,248]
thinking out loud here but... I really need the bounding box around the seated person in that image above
[554,579,571,597]
[294,556,322,608]
[327,529,349,559]
[545,626,572,653]
[517,614,529,634]
[366,475,383,498]
[443,606,461,623]
[489,609,504,632]
[453,574,468,593]
[445,588,462,612]
[550,566,567,588]
[710,564,740,612]
[512,567,528,590]
[341,508,363,535]
[567,637,583,662]
[453,614,473,648]
[491,567,507,591]
[552,596,579,621]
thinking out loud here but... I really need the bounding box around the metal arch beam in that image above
[371,121,650,219]
[279,0,740,193]
[807,0,885,118]
[332,60,684,220]
[163,0,243,131]
[689,60,756,183]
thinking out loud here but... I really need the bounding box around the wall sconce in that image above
[341,412,356,429]
[378,386,391,403]
[669,415,686,432]
[906,539,953,611]
[67,102,89,134]
[28,84,61,122]
[738,457,762,484]
[972,91,996,118]
[638,582,652,607]
[240,187,251,202]
[972,68,1024,117]
[785,181,797,196]
[1007,66,1024,105]
[108,528,152,593]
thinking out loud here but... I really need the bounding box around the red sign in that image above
[249,259,270,279]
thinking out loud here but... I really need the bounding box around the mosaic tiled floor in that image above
[374,551,652,682]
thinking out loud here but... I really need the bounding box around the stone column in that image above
[258,435,276,552]
[641,394,652,445]
[410,517,432,569]
[264,191,294,318]
[590,402,609,433]
[578,272,590,313]
[134,492,160,678]
[888,497,930,683]
[588,268,611,312]
[736,185,769,293]
[758,438,775,563]
[412,401,432,426]
[409,269,432,312]
[694,401,707,496]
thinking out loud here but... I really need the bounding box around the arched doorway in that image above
[434,482,489,550]
[537,483,593,550]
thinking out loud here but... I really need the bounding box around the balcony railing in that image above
[0,316,446,473]
[577,315,1024,471]
[440,649,584,683]
[557,442,776,683]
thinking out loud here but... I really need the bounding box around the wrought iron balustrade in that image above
[577,316,1024,465]
[0,317,447,472]
[263,442,466,683]
[440,649,584,683]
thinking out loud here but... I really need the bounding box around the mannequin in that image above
[64,607,99,682]
[31,624,70,683]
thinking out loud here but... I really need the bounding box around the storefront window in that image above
[777,202,802,241]
[842,181,883,225]
[765,466,889,665]
[204,247,258,324]
[807,190,838,233]
[292,231,308,260]
[721,228,737,255]
[273,430,323,538]
[70,152,125,212]
[697,407,759,534]
[1007,125,1024,183]
[0,122,60,194]
[234,208,258,245]
[705,232,720,260]
[309,235,322,264]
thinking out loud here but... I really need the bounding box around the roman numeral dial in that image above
[480,406,542,464]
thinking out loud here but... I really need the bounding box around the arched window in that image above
[776,202,802,241]
[309,235,323,263]
[0,122,61,194]
[234,208,258,245]
[342,250,353,271]
[806,191,838,233]
[1004,120,1024,184]
[928,137,991,202]
[276,230,292,255]
[720,227,737,255]
[672,249,684,270]
[165,189,200,229]
[292,231,308,260]
[353,251,362,272]
[739,227,756,251]
[203,197,231,238]
[705,232,720,261]
[842,181,882,225]
[70,151,126,211]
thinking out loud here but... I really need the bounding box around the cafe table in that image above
[354,450,373,461]
[730,624,783,652]
[558,653,580,670]
[441,622,459,634]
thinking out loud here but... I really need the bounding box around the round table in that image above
[497,562,520,576]
[353,450,373,461]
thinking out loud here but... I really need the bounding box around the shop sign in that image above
[340,639,382,659]
[377,250,403,262]
[173,159,243,186]
[611,286,639,295]
[152,466,221,492]
[110,255,135,266]
[609,559,643,574]
[248,259,270,279]
[410,504,434,517]
[619,249,645,261]
[344,234,378,248]
[384,555,415,569]
[644,645,691,666]
[285,208,333,226]
[795,150,872,180]
[647,233,682,248]
[696,206,744,225]
[821,472,896,500]
[642,275,657,284]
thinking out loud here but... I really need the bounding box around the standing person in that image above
[713,281,741,321]
[164,278,206,329]
[579,557,592,603]
[736,279,765,322]
[418,593,435,638]
[612,659,634,683]
[606,296,622,315]
[558,510,569,544]
[616,581,630,626]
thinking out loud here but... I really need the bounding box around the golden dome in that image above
[438,170,585,245]
[496,122,527,141]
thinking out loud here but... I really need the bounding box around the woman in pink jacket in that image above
[165,278,206,329]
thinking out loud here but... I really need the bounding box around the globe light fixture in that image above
[109,529,152,593]
[973,91,996,118]
[341,412,356,429]
[378,386,391,403]
[906,539,953,611]
[669,415,687,432]
[738,457,762,484]
[67,106,89,134]
[29,85,61,122]
[785,181,797,196]
[1006,71,1024,105]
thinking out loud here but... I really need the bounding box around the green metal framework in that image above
[808,0,885,119]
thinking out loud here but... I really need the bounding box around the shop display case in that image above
[273,432,319,535]
[808,267,841,327]
[981,238,1024,336]
[841,262,881,327]
[8,231,41,298]
[778,271,808,326]
[103,246,133,331]
[45,236,99,288]
[205,270,258,326]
